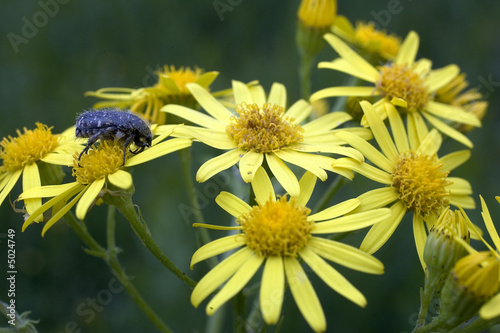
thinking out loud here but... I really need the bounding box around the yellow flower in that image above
[332,16,401,60]
[0,123,81,221]
[162,80,370,197]
[190,167,390,332]
[18,127,192,236]
[311,31,481,148]
[332,101,475,268]
[85,65,219,124]
[459,196,500,320]
[297,0,336,29]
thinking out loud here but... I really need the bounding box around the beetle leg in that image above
[122,135,135,166]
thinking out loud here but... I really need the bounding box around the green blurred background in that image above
[1,1,500,332]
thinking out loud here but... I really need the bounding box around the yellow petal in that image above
[481,196,500,252]
[360,101,398,162]
[266,153,300,197]
[308,237,384,275]
[267,82,286,108]
[413,214,428,270]
[425,64,459,92]
[215,191,252,218]
[284,99,312,123]
[354,187,399,212]
[260,256,285,324]
[297,171,317,207]
[190,235,245,269]
[22,182,84,231]
[421,111,473,148]
[161,104,226,131]
[206,252,264,315]
[438,150,470,172]
[447,177,473,195]
[416,129,442,156]
[191,247,253,308]
[186,83,233,122]
[335,131,393,173]
[251,167,276,205]
[0,170,22,206]
[318,58,377,83]
[407,111,429,150]
[283,256,326,333]
[323,33,379,81]
[41,152,75,166]
[75,178,105,220]
[41,187,87,236]
[22,163,42,222]
[480,292,500,320]
[310,86,378,103]
[301,111,352,132]
[333,158,393,185]
[385,103,409,153]
[196,149,243,182]
[300,246,367,307]
[274,150,328,181]
[395,31,419,66]
[313,208,391,234]
[232,80,254,105]
[249,84,266,105]
[425,101,481,127]
[169,126,234,149]
[107,170,133,189]
[360,202,407,254]
[239,151,264,183]
[195,71,219,88]
[18,182,80,199]
[449,195,476,209]
[309,198,360,221]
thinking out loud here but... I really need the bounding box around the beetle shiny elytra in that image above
[75,108,153,166]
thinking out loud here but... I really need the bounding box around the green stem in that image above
[232,291,247,333]
[447,315,500,333]
[414,271,444,329]
[312,174,345,213]
[64,211,173,333]
[178,148,218,268]
[299,53,315,100]
[111,192,197,289]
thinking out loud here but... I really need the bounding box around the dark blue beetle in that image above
[76,108,152,165]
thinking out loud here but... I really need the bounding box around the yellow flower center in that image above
[72,141,123,185]
[454,252,500,301]
[376,63,429,112]
[0,123,59,172]
[392,151,451,217]
[239,196,313,257]
[226,103,304,153]
[354,22,401,59]
[156,65,203,94]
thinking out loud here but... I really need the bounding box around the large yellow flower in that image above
[162,80,370,197]
[0,123,82,221]
[190,167,390,332]
[18,127,192,236]
[332,101,475,269]
[311,31,481,148]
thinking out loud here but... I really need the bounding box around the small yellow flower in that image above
[311,31,481,148]
[297,0,336,29]
[190,167,390,332]
[332,101,475,268]
[18,127,192,236]
[85,65,219,124]
[162,80,370,197]
[332,16,401,60]
[0,123,81,220]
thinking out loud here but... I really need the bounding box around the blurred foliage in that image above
[0,1,499,332]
